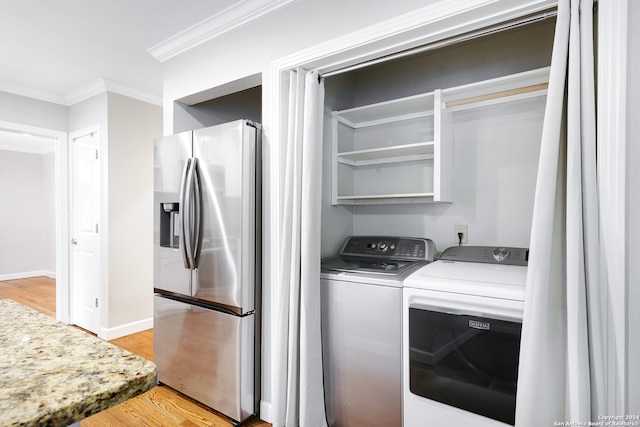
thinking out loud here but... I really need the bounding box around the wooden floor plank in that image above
[110,328,154,361]
[0,276,56,317]
[0,277,271,427]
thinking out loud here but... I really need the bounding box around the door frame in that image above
[0,120,69,322]
[265,0,558,421]
[264,0,630,420]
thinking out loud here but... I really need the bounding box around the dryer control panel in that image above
[439,246,528,266]
[340,236,436,262]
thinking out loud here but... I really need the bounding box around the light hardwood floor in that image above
[0,277,270,427]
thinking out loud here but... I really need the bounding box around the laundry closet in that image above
[320,18,556,256]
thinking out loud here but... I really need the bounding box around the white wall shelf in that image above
[336,192,436,205]
[442,66,550,112]
[330,67,549,206]
[331,89,451,205]
[337,92,435,127]
[337,141,434,166]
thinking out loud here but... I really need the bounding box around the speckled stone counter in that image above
[0,299,158,427]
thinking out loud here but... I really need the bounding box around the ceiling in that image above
[0,0,253,106]
[0,0,296,153]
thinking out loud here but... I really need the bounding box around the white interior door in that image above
[70,130,101,333]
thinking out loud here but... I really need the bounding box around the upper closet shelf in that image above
[443,66,550,112]
[336,92,435,128]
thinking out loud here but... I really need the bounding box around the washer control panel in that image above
[340,236,436,261]
[439,246,528,266]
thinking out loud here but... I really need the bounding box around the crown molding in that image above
[63,78,108,105]
[0,77,161,107]
[102,79,163,105]
[272,0,557,74]
[148,0,299,62]
[0,80,67,105]
[64,78,162,106]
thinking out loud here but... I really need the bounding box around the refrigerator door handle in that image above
[179,158,192,269]
[191,158,202,268]
[184,157,197,270]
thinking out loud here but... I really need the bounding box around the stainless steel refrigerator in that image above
[153,119,261,424]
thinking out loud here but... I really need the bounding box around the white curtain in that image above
[515,0,606,425]
[273,68,327,427]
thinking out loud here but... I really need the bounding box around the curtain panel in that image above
[515,0,606,425]
[272,68,327,427]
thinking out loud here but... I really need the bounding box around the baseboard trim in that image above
[259,400,273,424]
[0,270,56,281]
[99,317,154,341]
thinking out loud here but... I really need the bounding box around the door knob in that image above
[71,239,78,245]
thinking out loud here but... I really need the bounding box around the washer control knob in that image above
[378,242,388,252]
[493,247,510,262]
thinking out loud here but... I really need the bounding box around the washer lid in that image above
[322,255,421,275]
[404,260,527,301]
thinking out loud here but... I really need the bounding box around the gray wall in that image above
[0,91,67,279]
[0,149,55,278]
[0,91,68,131]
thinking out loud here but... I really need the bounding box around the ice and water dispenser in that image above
[160,202,180,248]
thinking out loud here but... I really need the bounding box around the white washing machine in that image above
[321,236,436,427]
[402,246,528,427]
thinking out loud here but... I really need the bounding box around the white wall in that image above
[69,92,108,132]
[106,92,161,330]
[162,0,439,134]
[69,92,162,338]
[0,149,55,278]
[0,91,67,278]
[0,91,68,132]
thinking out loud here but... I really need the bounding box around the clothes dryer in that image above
[403,246,528,426]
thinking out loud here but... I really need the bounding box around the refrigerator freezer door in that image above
[154,131,192,296]
[192,120,258,313]
[153,295,256,423]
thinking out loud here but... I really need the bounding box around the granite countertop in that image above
[0,299,158,427]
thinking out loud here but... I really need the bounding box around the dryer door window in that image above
[408,307,522,425]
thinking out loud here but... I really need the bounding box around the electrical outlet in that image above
[455,224,468,244]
